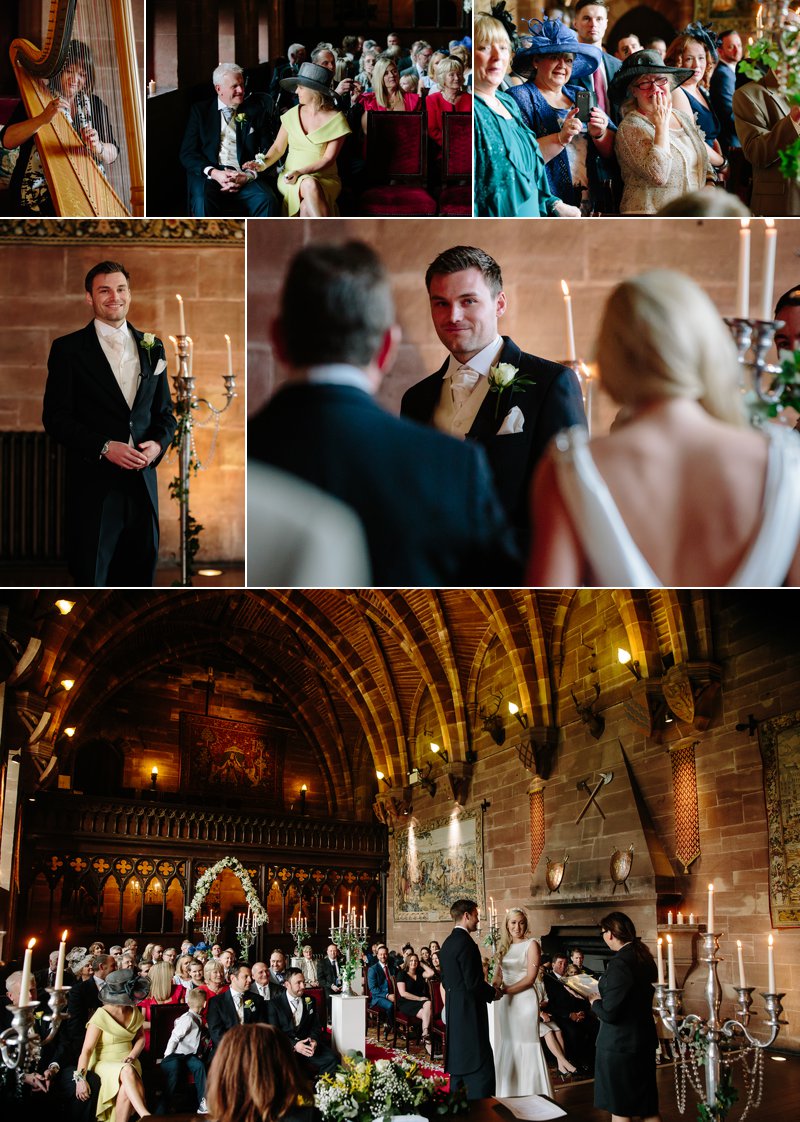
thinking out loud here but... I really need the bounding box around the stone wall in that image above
[384,592,800,1051]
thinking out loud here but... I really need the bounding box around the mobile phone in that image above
[575,88,594,124]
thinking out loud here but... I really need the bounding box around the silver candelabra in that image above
[0,986,70,1076]
[235,912,260,962]
[724,316,787,422]
[170,334,237,586]
[564,359,593,436]
[655,931,784,1120]
[201,913,221,946]
[330,907,368,996]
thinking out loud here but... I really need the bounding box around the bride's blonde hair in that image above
[495,906,529,966]
[597,269,746,428]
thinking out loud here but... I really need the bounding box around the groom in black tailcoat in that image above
[268,968,338,1076]
[401,246,586,555]
[42,260,176,587]
[439,899,501,1100]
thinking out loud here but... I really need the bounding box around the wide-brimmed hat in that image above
[102,969,150,1006]
[514,18,602,83]
[280,61,335,100]
[609,49,694,105]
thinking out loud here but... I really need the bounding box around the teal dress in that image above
[474,92,560,217]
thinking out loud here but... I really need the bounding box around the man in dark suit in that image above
[543,951,598,1069]
[367,944,396,1027]
[733,71,800,217]
[710,30,743,156]
[401,245,586,555]
[180,62,280,217]
[268,950,288,997]
[317,943,343,1022]
[439,899,501,1100]
[268,968,338,1076]
[248,240,520,586]
[249,961,272,1002]
[42,261,176,587]
[207,962,269,1048]
[572,1,622,121]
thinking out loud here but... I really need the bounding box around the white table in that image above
[331,994,366,1055]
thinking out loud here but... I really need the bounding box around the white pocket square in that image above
[154,357,167,376]
[496,406,524,435]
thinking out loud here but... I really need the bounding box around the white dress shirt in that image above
[164,1010,204,1057]
[95,319,140,414]
[433,334,504,437]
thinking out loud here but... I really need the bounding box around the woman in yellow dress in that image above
[250,61,350,216]
[74,969,150,1122]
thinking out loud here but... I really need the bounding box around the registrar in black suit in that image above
[401,336,586,554]
[268,988,338,1076]
[439,922,499,1099]
[43,323,175,587]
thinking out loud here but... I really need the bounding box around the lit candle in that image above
[176,293,186,335]
[707,884,714,934]
[667,911,673,925]
[736,219,751,318]
[767,934,775,993]
[55,929,68,989]
[657,937,664,986]
[187,336,194,378]
[19,938,36,1005]
[148,79,156,96]
[347,892,351,913]
[689,913,695,926]
[737,940,746,988]
[363,905,366,924]
[677,911,684,925]
[561,280,577,362]
[339,906,342,925]
[760,219,777,322]
[225,333,233,377]
[331,904,334,927]
[666,934,676,991]
[490,896,495,925]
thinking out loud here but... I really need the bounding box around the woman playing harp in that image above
[1,39,118,214]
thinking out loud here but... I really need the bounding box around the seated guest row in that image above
[474,12,800,217]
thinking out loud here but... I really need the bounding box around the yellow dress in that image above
[86,1006,144,1122]
[278,105,351,216]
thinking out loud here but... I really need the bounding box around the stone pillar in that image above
[177,0,221,90]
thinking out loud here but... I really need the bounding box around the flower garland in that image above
[184,856,267,923]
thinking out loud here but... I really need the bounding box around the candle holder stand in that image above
[0,986,70,1074]
[564,358,593,436]
[201,916,221,946]
[289,919,310,960]
[236,916,260,962]
[330,915,368,997]
[170,333,237,586]
[655,931,784,1120]
[724,316,790,425]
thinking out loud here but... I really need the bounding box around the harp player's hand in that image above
[80,125,103,157]
[38,98,62,127]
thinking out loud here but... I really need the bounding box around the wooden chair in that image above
[438,111,472,217]
[360,110,437,216]
[429,977,446,1060]
[364,975,389,1041]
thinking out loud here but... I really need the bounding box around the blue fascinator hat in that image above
[514,18,602,83]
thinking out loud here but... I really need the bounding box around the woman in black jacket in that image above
[590,912,661,1122]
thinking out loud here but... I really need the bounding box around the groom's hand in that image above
[103,441,148,470]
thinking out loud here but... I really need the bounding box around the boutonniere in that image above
[235,112,247,124]
[304,996,313,1007]
[243,998,255,1011]
[487,362,536,418]
[140,332,158,353]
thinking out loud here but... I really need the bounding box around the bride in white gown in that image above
[492,907,553,1097]
[528,269,800,587]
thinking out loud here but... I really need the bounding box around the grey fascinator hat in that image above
[102,969,150,1006]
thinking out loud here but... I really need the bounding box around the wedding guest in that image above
[426,59,471,151]
[137,961,177,1052]
[666,25,726,177]
[420,49,448,93]
[474,13,581,216]
[74,970,150,1122]
[159,987,210,1115]
[709,30,743,156]
[205,1024,317,1122]
[268,969,338,1076]
[588,913,661,1122]
[775,286,800,355]
[367,944,396,1028]
[173,954,193,991]
[528,270,800,586]
[248,62,350,217]
[541,951,598,1069]
[492,908,551,1096]
[208,964,270,1048]
[571,0,622,123]
[615,34,641,62]
[361,56,421,130]
[299,946,319,987]
[396,953,433,1049]
[733,67,800,216]
[399,74,419,95]
[612,49,710,213]
[507,19,614,214]
[198,959,229,1004]
[535,965,577,1077]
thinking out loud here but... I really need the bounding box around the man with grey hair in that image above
[270,42,307,104]
[180,61,279,216]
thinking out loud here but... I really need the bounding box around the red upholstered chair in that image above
[429,977,446,1059]
[438,111,472,217]
[360,110,437,217]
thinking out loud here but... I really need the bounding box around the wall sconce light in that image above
[300,783,307,813]
[63,726,76,738]
[479,693,506,745]
[617,648,641,680]
[150,766,158,790]
[408,763,436,797]
[54,599,75,616]
[508,702,529,729]
[430,742,449,763]
[375,770,392,788]
[60,678,75,691]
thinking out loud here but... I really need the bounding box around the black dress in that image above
[592,942,659,1117]
[396,969,428,1017]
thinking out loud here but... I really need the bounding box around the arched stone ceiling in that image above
[2,589,711,814]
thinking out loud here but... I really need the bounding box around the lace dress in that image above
[551,424,800,586]
[492,939,552,1097]
[615,109,708,213]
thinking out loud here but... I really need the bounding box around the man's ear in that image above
[85,290,94,309]
[495,291,507,319]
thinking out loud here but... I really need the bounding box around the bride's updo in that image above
[496,906,529,964]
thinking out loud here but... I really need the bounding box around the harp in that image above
[9,0,144,216]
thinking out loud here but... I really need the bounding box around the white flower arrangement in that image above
[184,855,267,923]
[487,362,536,418]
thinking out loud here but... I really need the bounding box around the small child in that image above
[399,74,418,94]
[158,988,210,1115]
